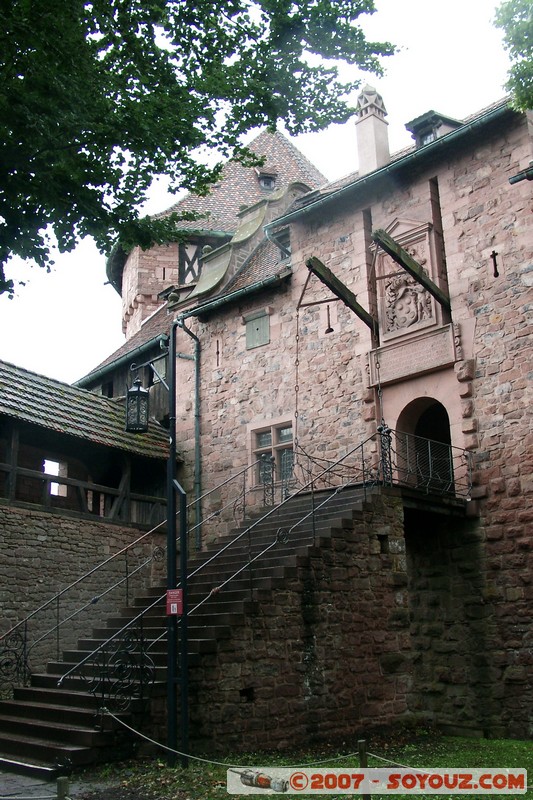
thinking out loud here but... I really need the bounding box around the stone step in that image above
[0,730,98,769]
[0,698,124,728]
[75,635,216,655]
[0,754,60,780]
[0,713,115,747]
[0,481,379,776]
[12,685,152,713]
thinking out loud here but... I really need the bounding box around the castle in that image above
[1,87,531,762]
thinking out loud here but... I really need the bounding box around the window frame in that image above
[251,421,294,486]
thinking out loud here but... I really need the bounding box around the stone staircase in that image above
[0,484,374,777]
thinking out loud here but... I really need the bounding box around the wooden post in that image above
[358,739,371,800]
[56,776,69,800]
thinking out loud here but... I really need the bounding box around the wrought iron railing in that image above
[2,430,472,712]
[0,458,270,701]
[392,430,472,496]
[53,428,405,710]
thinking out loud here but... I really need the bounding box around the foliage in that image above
[494,0,533,110]
[79,729,533,800]
[0,0,394,296]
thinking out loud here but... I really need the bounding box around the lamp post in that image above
[126,321,188,768]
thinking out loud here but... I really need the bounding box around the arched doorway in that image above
[396,399,454,493]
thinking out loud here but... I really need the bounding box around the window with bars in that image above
[253,423,294,485]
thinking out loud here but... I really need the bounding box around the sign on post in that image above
[166,588,183,616]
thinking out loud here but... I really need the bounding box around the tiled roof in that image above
[84,305,172,378]
[107,129,326,293]
[160,129,327,232]
[0,359,169,460]
[221,238,288,295]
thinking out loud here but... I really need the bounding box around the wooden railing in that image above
[0,462,166,527]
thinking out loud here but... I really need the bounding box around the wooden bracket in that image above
[372,229,451,313]
[305,257,378,335]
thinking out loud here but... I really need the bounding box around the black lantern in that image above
[125,376,150,433]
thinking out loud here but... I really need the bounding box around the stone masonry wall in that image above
[173,276,373,546]
[405,506,532,740]
[179,490,412,753]
[0,502,164,677]
[284,112,532,739]
[157,109,531,742]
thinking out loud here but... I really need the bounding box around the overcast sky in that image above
[0,0,513,385]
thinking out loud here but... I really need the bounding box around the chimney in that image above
[355,85,390,176]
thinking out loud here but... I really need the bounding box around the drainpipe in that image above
[177,316,202,550]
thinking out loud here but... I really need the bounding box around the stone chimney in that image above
[355,85,390,176]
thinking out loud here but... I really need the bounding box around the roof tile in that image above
[0,360,169,460]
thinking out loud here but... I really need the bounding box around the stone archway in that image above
[396,398,454,493]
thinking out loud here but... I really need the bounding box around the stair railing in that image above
[0,458,267,698]
[14,430,472,712]
[55,432,383,710]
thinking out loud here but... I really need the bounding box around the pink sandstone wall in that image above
[170,110,531,737]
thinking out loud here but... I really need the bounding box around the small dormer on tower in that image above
[355,85,390,176]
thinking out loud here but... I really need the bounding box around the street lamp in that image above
[125,323,188,768]
[125,375,150,433]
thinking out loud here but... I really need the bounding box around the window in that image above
[178,241,206,285]
[256,168,277,191]
[101,380,113,398]
[253,423,294,485]
[245,310,270,349]
[43,459,67,497]
[149,354,168,385]
[420,130,436,146]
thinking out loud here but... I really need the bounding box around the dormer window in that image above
[260,175,275,190]
[256,167,278,191]
[405,110,462,149]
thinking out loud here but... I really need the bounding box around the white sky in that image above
[0,0,512,385]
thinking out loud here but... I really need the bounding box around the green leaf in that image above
[0,0,395,292]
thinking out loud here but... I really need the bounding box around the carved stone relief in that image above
[373,220,440,341]
[384,271,433,332]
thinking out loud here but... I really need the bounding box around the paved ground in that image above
[0,769,112,800]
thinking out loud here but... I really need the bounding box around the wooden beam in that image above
[305,257,378,335]
[6,422,19,502]
[372,229,451,313]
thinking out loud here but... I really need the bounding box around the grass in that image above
[81,726,532,799]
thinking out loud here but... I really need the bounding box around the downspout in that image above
[177,316,202,550]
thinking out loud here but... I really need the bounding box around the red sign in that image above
[166,588,183,616]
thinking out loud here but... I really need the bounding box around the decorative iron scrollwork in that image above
[0,630,29,697]
[233,489,246,523]
[78,626,156,712]
[276,528,289,544]
[260,454,275,506]
[152,545,165,562]
[378,424,393,486]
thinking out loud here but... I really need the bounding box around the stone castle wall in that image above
[170,111,531,738]
[0,503,164,676]
[149,491,413,752]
